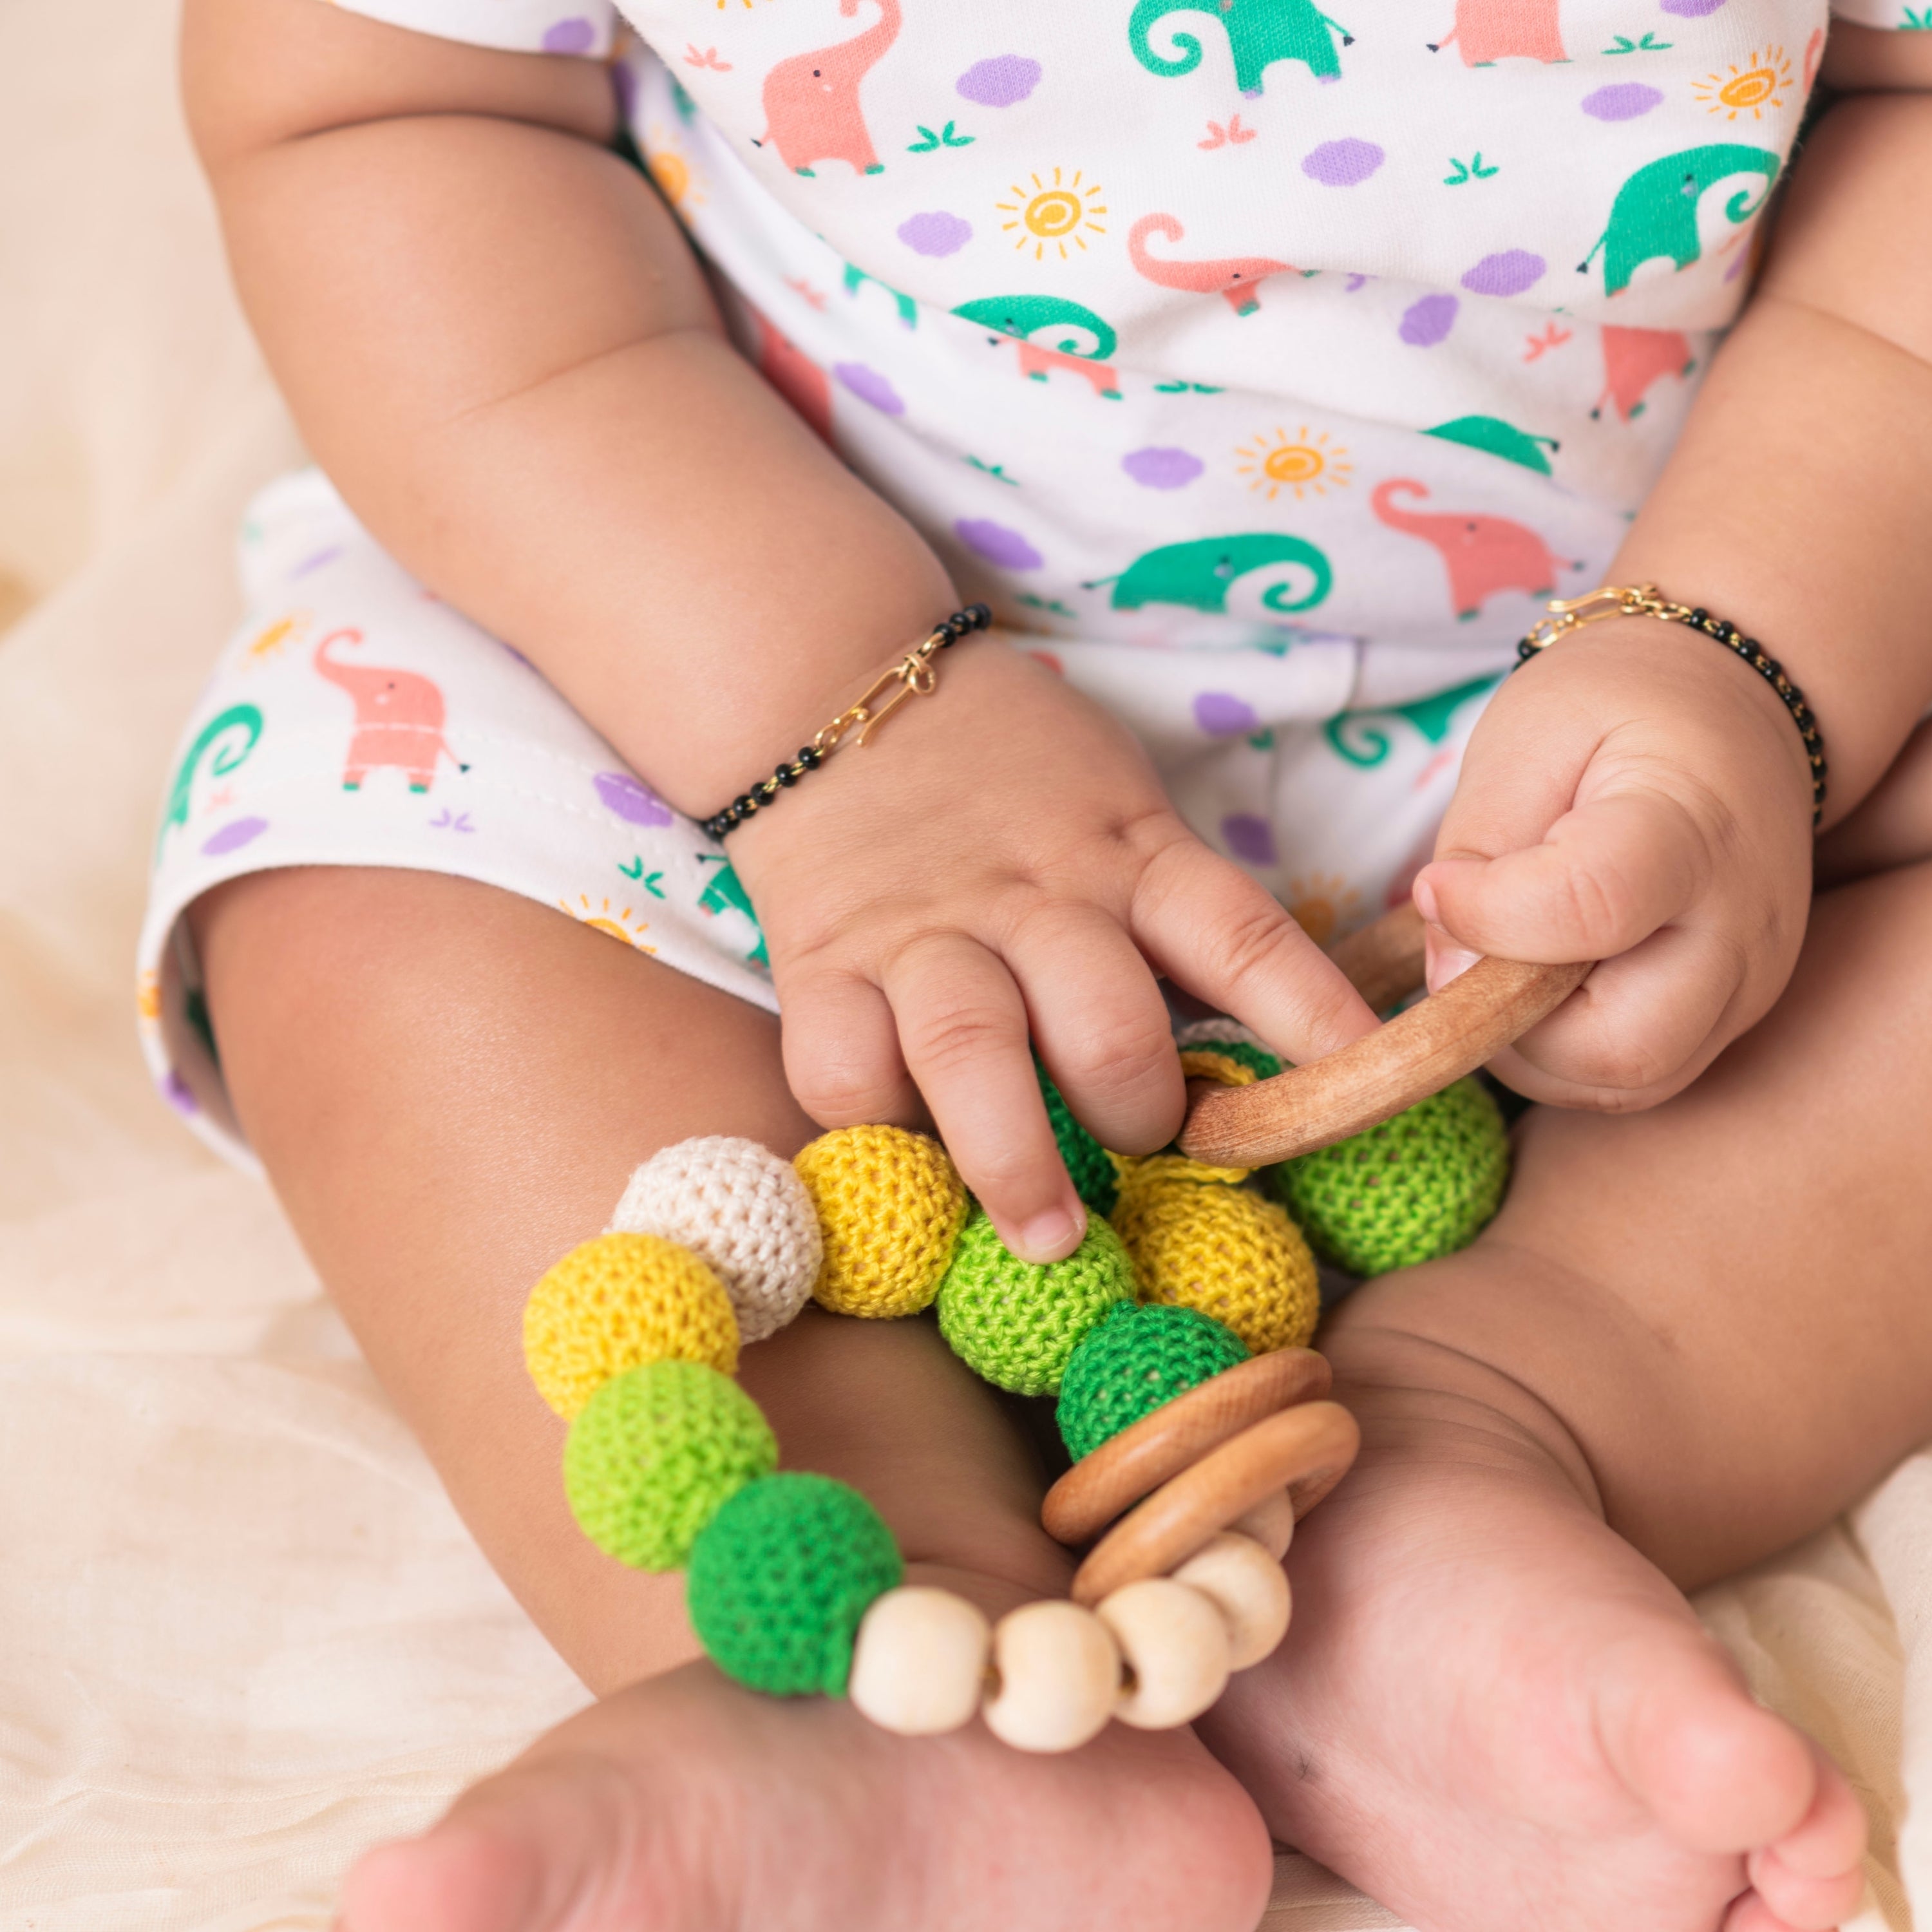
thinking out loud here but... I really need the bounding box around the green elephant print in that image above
[1423,416,1559,475]
[1580,144,1781,298]
[1129,0,1354,91]
[156,703,263,859]
[1090,533,1334,616]
[697,858,769,969]
[952,296,1123,400]
[1323,673,1500,768]
[843,262,918,330]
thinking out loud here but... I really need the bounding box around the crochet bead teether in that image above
[794,1124,968,1318]
[1170,1530,1293,1669]
[609,1135,821,1344]
[1095,1576,1230,1729]
[848,1586,992,1737]
[982,1599,1121,1754]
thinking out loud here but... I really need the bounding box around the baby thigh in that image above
[190,868,1059,1694]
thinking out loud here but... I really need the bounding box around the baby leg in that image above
[1204,852,1932,1932]
[191,866,1272,1932]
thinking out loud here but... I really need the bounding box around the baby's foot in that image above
[1202,1340,1868,1932]
[339,1560,1274,1932]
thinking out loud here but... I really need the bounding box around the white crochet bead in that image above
[1173,1018,1278,1056]
[608,1136,822,1345]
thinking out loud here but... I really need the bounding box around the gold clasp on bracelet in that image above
[1519,583,1683,656]
[815,625,951,753]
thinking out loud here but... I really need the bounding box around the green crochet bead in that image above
[1056,1299,1249,1462]
[563,1358,776,1571]
[687,1472,904,1697]
[1181,1036,1282,1081]
[1269,1076,1510,1277]
[936,1211,1135,1396]
[1037,1058,1118,1215]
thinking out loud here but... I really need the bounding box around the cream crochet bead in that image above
[1172,1018,1278,1055]
[609,1137,822,1345]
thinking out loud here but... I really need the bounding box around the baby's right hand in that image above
[729,639,1379,1260]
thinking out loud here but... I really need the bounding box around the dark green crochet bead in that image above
[1183,1036,1282,1081]
[1037,1058,1117,1214]
[1269,1076,1509,1277]
[1056,1300,1249,1462]
[687,1472,904,1698]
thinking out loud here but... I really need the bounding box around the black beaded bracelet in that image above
[1515,585,1827,826]
[699,604,992,840]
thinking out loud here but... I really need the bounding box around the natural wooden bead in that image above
[1228,1488,1293,1561]
[1072,1400,1359,1605]
[1170,1531,1291,1670]
[848,1586,992,1738]
[982,1600,1122,1754]
[1041,1348,1332,1546]
[1095,1577,1231,1729]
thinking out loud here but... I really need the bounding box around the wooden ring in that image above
[1179,952,1590,1169]
[1041,1348,1332,1547]
[1325,897,1428,1015]
[1070,1401,1360,1606]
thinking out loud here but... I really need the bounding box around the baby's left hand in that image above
[1412,615,1817,1110]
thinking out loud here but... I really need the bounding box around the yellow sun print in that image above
[996,168,1108,263]
[244,611,309,663]
[647,140,703,210]
[559,896,658,952]
[1235,428,1352,504]
[1283,875,1361,949]
[1693,46,1790,121]
[136,969,162,1026]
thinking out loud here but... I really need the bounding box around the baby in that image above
[152,0,1932,1926]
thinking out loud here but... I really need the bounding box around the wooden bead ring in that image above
[1178,898,1593,1170]
[1071,1399,1361,1605]
[1041,1347,1332,1546]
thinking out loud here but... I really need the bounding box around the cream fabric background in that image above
[0,3,1919,1926]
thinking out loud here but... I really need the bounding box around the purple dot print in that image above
[897,211,972,258]
[1221,813,1278,867]
[954,519,1043,570]
[1302,138,1385,187]
[1399,293,1459,347]
[162,1070,199,1117]
[594,771,674,827]
[612,59,639,122]
[956,55,1042,106]
[1461,251,1547,298]
[835,363,906,414]
[201,815,268,857]
[1661,0,1727,15]
[1122,446,1204,489]
[541,17,597,54]
[1193,693,1261,737]
[290,545,342,580]
[1582,83,1663,120]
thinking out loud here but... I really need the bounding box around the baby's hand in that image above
[1414,616,1815,1110]
[730,641,1378,1259]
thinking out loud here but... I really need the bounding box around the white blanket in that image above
[0,4,1917,1925]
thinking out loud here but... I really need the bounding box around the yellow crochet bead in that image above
[794,1125,969,1319]
[1110,1166,1318,1356]
[524,1233,740,1420]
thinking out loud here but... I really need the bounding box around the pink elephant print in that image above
[1428,0,1565,64]
[1370,478,1578,620]
[1592,326,1695,422]
[761,0,902,178]
[750,307,835,444]
[313,629,462,793]
[1128,214,1296,317]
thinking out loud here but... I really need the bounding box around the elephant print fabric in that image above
[150,0,1910,1158]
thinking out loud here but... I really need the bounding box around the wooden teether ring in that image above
[1179,927,1591,1169]
[1070,1399,1360,1606]
[1042,1347,1332,1547]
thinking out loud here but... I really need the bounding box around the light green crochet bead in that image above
[563,1358,777,1571]
[1269,1076,1510,1278]
[936,1210,1135,1397]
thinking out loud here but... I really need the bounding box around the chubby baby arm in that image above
[182,0,1377,1252]
[1416,36,1932,1108]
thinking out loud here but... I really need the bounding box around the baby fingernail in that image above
[1014,1204,1084,1263]
[1427,943,1480,992]
[1411,877,1440,924]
